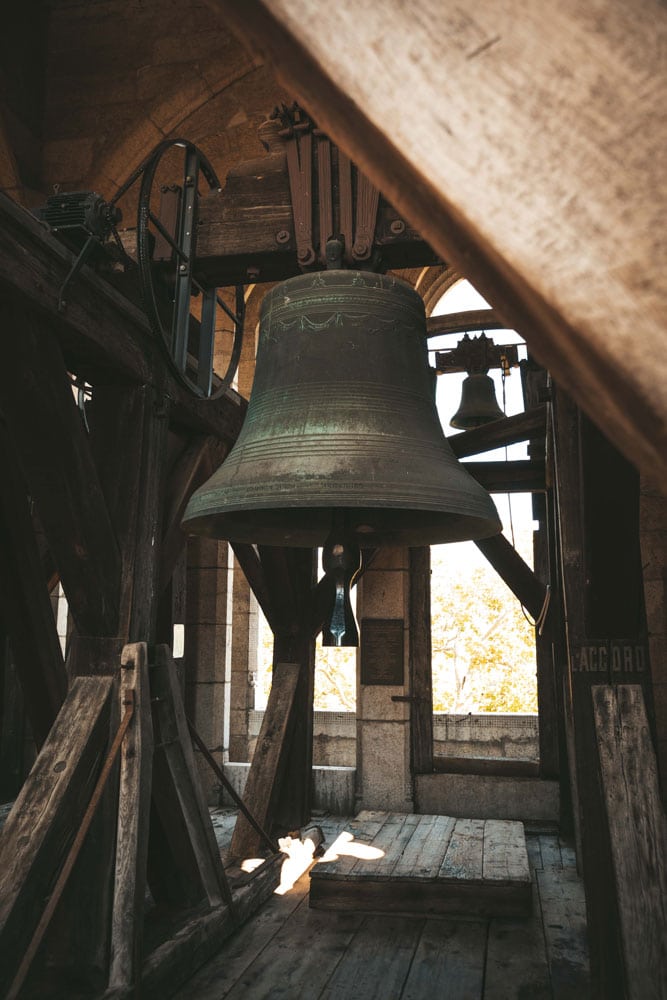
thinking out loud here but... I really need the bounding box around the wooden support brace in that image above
[593,685,667,1000]
[475,532,548,623]
[0,676,113,996]
[230,661,301,859]
[108,643,154,993]
[150,645,233,911]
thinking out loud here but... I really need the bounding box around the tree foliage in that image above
[256,532,538,714]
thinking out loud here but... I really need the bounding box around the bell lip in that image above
[181,505,502,548]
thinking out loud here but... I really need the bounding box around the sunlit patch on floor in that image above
[318,830,385,864]
[275,827,325,895]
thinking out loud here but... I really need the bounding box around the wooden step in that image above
[309,811,531,918]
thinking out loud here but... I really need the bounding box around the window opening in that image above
[430,280,539,766]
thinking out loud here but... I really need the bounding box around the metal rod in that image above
[186,718,279,856]
[7,692,136,1000]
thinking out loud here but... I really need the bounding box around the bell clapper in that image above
[321,513,361,647]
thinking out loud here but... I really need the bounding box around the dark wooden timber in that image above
[475,533,547,622]
[0,299,121,636]
[152,646,233,910]
[592,685,667,1000]
[408,547,433,774]
[427,309,504,338]
[108,643,154,994]
[0,676,113,997]
[231,543,279,634]
[463,459,546,494]
[552,385,652,1000]
[449,406,547,459]
[0,421,67,746]
[230,662,301,859]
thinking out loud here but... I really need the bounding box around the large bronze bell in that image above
[450,373,505,430]
[183,270,501,547]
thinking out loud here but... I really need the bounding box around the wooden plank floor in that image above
[310,811,531,918]
[173,811,590,999]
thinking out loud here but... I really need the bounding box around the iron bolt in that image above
[275,230,290,244]
[390,219,405,234]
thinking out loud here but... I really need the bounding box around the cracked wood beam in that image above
[214,0,667,492]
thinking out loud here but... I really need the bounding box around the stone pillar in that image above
[184,535,233,804]
[228,557,259,761]
[355,546,414,813]
[639,478,667,804]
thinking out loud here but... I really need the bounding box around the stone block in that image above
[357,720,413,812]
[640,493,667,533]
[185,622,231,683]
[649,634,667,685]
[359,684,409,721]
[186,567,230,624]
[185,680,226,751]
[359,571,407,618]
[415,773,559,823]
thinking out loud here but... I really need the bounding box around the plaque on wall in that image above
[360,618,405,685]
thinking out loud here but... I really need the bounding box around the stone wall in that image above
[246,710,539,767]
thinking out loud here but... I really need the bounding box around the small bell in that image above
[450,373,505,430]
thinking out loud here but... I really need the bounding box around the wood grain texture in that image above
[151,645,233,909]
[108,643,154,991]
[0,677,112,996]
[215,0,667,491]
[230,661,301,858]
[593,684,667,1000]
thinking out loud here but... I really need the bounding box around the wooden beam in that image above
[475,533,547,622]
[108,643,154,994]
[409,547,433,774]
[151,645,233,910]
[449,405,546,459]
[0,300,121,636]
[214,0,667,492]
[0,676,113,997]
[231,542,279,633]
[592,684,667,1000]
[463,459,545,494]
[0,422,67,746]
[230,661,301,859]
[427,309,503,338]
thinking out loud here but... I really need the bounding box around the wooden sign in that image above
[360,618,404,685]
[570,639,648,675]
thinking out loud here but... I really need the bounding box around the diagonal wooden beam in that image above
[475,533,547,623]
[0,299,121,636]
[0,428,67,749]
[231,542,279,633]
[0,676,113,997]
[214,0,667,492]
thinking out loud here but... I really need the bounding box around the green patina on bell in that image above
[183,270,501,547]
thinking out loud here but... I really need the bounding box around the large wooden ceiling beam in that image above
[216,0,667,491]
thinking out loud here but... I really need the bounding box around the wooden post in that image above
[0,677,113,996]
[108,643,154,992]
[592,685,667,1000]
[553,385,652,999]
[409,546,433,775]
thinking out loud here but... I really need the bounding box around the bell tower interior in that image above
[0,3,666,998]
